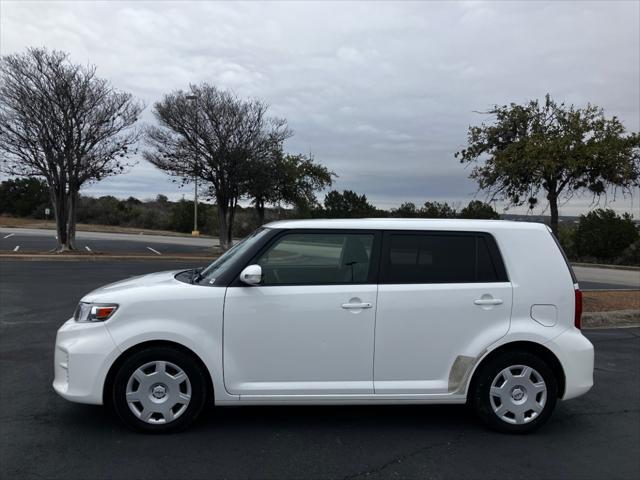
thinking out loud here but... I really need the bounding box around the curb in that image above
[0,254,215,262]
[0,224,217,239]
[582,310,640,329]
[572,262,640,272]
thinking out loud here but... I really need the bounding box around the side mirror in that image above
[239,264,262,286]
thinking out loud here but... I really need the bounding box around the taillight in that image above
[574,286,583,329]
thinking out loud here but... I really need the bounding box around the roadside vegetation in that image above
[558,209,639,266]
[2,178,637,265]
[1,48,638,254]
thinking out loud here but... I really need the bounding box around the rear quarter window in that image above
[381,231,508,284]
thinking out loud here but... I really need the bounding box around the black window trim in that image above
[379,230,509,285]
[230,228,383,287]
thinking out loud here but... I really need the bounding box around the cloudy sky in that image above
[1,0,639,215]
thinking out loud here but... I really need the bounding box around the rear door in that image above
[224,230,380,396]
[374,231,512,394]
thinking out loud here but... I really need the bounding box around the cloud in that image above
[1,0,638,216]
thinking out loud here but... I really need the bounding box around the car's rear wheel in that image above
[110,346,208,433]
[470,351,557,433]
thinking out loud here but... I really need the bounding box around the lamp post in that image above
[186,94,199,236]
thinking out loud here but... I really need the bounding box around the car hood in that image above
[83,270,184,300]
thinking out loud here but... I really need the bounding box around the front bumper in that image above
[546,327,594,400]
[53,318,120,405]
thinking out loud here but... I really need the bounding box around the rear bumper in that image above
[546,327,594,400]
[53,318,120,405]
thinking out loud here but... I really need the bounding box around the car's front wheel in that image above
[470,351,558,433]
[109,346,208,433]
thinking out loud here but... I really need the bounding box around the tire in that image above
[470,351,557,434]
[109,346,208,433]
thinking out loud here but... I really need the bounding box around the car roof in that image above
[264,218,549,232]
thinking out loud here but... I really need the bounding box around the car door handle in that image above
[474,298,503,306]
[341,302,372,309]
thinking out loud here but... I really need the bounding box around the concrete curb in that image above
[572,262,640,272]
[582,310,640,329]
[0,254,215,262]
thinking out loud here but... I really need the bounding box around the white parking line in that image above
[146,246,162,255]
[85,246,92,252]
[3,233,14,239]
[13,245,20,252]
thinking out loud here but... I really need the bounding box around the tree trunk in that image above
[50,184,71,252]
[66,189,78,250]
[227,198,237,247]
[255,199,265,226]
[548,192,559,236]
[217,202,231,251]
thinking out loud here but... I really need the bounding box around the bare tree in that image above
[145,84,291,250]
[0,48,143,251]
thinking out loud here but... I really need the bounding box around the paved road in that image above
[0,260,638,480]
[574,265,640,291]
[0,227,218,255]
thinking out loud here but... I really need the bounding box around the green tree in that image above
[455,94,640,234]
[170,199,207,234]
[246,152,334,225]
[392,202,419,217]
[323,190,377,218]
[0,177,50,217]
[556,224,577,259]
[420,201,456,218]
[574,209,638,260]
[459,200,500,219]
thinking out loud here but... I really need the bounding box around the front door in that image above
[223,231,379,396]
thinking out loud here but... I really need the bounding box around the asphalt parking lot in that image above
[1,259,639,479]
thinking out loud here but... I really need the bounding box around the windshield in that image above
[197,227,270,284]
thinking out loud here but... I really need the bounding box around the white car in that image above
[53,219,594,433]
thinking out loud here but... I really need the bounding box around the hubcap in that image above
[489,365,547,425]
[151,384,167,399]
[511,386,525,401]
[125,361,191,424]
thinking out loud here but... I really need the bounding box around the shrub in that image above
[458,200,500,219]
[557,224,577,259]
[574,209,638,261]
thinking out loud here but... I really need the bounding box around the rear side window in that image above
[381,232,508,284]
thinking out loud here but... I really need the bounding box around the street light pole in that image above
[186,94,199,236]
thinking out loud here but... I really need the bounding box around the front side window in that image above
[382,232,506,284]
[257,233,374,285]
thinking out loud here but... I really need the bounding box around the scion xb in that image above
[53,219,593,433]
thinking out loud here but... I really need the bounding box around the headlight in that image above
[74,302,118,322]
